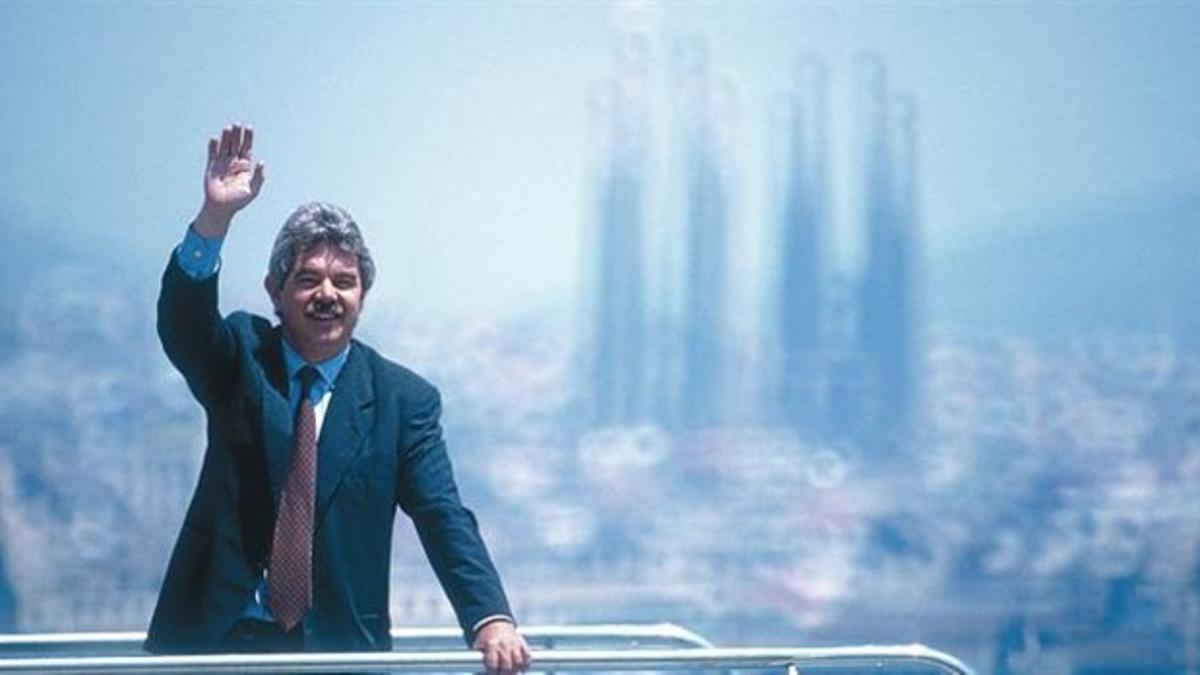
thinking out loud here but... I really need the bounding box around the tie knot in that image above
[297,365,320,402]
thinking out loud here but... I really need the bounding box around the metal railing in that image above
[0,644,974,674]
[0,623,712,656]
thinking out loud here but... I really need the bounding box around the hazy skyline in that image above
[3,1,1198,328]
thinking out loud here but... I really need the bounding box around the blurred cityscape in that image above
[2,35,1200,675]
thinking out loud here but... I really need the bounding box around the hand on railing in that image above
[472,621,531,674]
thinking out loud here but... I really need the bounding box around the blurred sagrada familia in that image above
[588,37,921,449]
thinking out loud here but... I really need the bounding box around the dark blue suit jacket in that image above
[145,255,512,653]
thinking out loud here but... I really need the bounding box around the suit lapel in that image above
[260,329,292,506]
[314,341,375,527]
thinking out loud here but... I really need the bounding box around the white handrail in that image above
[0,622,712,654]
[0,645,975,674]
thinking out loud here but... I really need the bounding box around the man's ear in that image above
[264,275,280,310]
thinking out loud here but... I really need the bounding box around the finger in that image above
[518,643,532,670]
[482,645,499,674]
[496,646,513,674]
[240,125,254,158]
[207,137,218,163]
[218,126,233,158]
[229,122,244,158]
[250,162,266,195]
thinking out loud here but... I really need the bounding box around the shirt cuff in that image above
[472,614,515,636]
[175,223,224,280]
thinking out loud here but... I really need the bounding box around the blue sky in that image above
[2,1,1198,324]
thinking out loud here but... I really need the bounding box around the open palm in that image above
[204,124,265,215]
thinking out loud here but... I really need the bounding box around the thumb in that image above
[250,162,266,195]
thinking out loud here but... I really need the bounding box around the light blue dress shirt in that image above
[176,225,224,280]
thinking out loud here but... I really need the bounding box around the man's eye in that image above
[334,277,358,289]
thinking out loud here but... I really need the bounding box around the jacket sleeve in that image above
[395,384,514,644]
[157,251,239,407]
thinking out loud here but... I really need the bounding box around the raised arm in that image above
[158,124,267,406]
[194,123,266,237]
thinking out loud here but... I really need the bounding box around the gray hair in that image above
[266,202,376,293]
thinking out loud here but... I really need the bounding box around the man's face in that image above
[267,243,365,363]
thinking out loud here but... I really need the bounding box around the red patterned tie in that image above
[269,366,319,630]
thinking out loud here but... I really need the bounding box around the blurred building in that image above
[589,34,653,427]
[586,43,925,450]
[850,57,921,450]
[675,40,733,430]
[587,34,736,431]
[590,92,648,425]
[775,56,830,433]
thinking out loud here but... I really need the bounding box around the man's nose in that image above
[314,278,336,298]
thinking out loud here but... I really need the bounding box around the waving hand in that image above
[194,123,265,237]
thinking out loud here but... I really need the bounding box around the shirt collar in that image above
[281,338,351,393]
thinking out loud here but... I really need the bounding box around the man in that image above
[145,123,530,673]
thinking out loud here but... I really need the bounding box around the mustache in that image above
[307,299,343,317]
